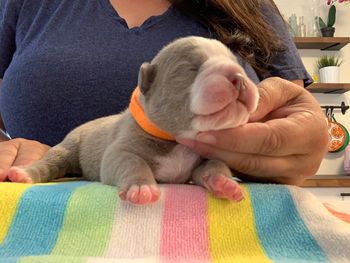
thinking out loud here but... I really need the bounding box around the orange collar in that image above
[129,87,175,141]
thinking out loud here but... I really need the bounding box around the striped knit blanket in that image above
[0,182,349,263]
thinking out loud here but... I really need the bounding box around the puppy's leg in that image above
[192,159,244,201]
[7,137,80,184]
[101,145,160,205]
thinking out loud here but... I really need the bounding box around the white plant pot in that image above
[319,66,340,83]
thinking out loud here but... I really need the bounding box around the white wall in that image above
[275,0,350,175]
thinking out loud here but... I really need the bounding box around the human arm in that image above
[0,110,51,181]
[0,1,52,181]
[0,80,50,181]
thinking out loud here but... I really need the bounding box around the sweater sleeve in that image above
[260,1,313,86]
[0,0,23,78]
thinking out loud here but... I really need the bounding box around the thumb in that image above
[0,140,19,181]
[249,77,303,122]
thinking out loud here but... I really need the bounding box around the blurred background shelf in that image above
[302,175,350,187]
[306,83,350,94]
[294,37,350,50]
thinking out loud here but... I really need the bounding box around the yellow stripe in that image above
[208,185,272,263]
[0,183,32,243]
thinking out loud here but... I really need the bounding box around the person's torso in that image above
[0,0,259,145]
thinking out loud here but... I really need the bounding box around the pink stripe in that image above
[160,184,210,263]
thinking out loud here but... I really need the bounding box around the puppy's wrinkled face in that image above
[138,36,259,139]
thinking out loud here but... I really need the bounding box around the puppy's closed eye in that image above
[188,65,200,72]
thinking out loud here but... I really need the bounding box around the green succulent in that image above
[317,4,336,29]
[316,55,343,69]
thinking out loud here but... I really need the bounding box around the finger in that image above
[13,140,50,167]
[178,112,326,157]
[249,77,302,121]
[0,140,20,180]
[249,77,318,122]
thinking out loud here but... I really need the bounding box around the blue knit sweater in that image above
[0,0,311,146]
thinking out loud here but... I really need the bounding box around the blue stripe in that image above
[0,182,88,257]
[248,184,329,263]
[0,257,18,263]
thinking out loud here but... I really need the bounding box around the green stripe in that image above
[51,183,118,256]
[19,255,85,263]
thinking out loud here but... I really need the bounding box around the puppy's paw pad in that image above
[123,184,160,205]
[7,167,33,183]
[206,174,243,201]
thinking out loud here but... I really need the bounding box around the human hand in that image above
[0,138,50,181]
[177,77,329,185]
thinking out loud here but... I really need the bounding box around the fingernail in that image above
[196,134,216,145]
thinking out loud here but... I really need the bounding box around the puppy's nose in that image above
[231,73,245,90]
[232,72,259,113]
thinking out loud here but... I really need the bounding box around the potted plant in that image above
[317,4,336,37]
[317,0,349,37]
[316,55,343,83]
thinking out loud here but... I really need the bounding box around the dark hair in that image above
[170,0,285,76]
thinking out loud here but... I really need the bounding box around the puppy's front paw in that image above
[119,184,160,205]
[7,166,34,183]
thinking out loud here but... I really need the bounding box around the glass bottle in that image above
[298,16,306,37]
[289,14,298,37]
[309,0,322,37]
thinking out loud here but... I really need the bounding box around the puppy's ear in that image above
[138,63,157,94]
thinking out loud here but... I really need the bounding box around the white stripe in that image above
[288,186,350,263]
[103,188,165,261]
[86,256,159,263]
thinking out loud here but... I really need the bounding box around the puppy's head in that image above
[137,36,258,139]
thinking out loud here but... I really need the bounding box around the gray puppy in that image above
[7,36,259,205]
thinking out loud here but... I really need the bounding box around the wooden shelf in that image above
[307,175,350,179]
[294,38,350,186]
[294,37,350,50]
[293,38,350,93]
[301,175,350,187]
[306,83,350,94]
